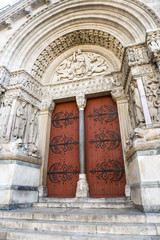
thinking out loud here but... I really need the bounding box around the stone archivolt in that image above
[31,30,124,81]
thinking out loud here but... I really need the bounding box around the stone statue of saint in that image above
[133,87,144,126]
[29,108,38,144]
[0,100,11,138]
[13,102,27,139]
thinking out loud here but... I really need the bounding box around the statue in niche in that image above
[13,102,27,139]
[131,85,144,126]
[29,108,38,145]
[0,99,11,138]
[55,49,109,81]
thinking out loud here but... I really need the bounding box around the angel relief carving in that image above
[54,49,110,82]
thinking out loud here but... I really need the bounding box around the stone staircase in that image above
[0,198,159,240]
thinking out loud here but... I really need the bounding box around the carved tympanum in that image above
[54,50,110,82]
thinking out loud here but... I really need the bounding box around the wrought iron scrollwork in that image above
[89,130,121,150]
[88,105,118,123]
[90,160,124,183]
[52,111,79,128]
[48,163,79,184]
[50,135,79,154]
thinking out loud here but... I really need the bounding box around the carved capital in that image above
[111,87,126,102]
[76,95,87,110]
[147,30,160,63]
[41,99,55,114]
[125,45,149,67]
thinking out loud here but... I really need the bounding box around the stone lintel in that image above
[0,154,42,165]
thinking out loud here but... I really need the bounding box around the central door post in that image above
[76,95,89,198]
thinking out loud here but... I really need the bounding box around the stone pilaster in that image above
[38,99,55,198]
[111,87,131,197]
[76,95,89,198]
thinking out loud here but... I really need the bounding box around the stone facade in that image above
[0,0,160,212]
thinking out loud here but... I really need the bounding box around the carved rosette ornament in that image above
[76,95,87,110]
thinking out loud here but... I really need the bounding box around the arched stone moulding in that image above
[0,0,159,74]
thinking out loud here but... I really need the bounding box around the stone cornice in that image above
[0,0,48,29]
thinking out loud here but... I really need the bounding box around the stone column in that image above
[135,77,152,127]
[76,95,89,198]
[38,100,55,198]
[111,87,131,197]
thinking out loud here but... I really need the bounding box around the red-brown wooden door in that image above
[47,102,79,198]
[85,96,126,198]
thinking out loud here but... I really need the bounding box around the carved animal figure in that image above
[0,139,22,154]
[134,127,160,141]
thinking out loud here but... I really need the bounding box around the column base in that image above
[38,185,48,198]
[76,174,89,198]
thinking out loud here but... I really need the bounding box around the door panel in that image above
[85,96,126,198]
[47,102,79,198]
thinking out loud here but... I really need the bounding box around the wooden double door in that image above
[47,96,126,198]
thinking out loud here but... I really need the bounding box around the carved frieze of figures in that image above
[0,99,11,139]
[147,30,160,62]
[54,49,110,82]
[126,46,149,67]
[9,70,43,102]
[129,82,145,127]
[142,72,160,123]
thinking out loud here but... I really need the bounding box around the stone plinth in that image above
[127,149,160,212]
[0,153,41,210]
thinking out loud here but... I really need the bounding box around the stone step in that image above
[1,228,160,240]
[0,230,6,240]
[35,197,133,209]
[0,208,160,224]
[0,218,159,235]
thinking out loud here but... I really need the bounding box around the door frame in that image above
[38,90,131,198]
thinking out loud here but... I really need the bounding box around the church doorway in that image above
[47,96,126,198]
[85,96,126,198]
[47,101,79,198]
